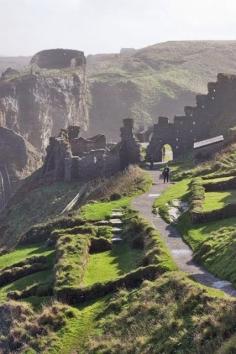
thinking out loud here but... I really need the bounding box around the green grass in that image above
[0,269,53,303]
[54,233,90,291]
[203,190,236,211]
[83,244,144,287]
[80,197,131,221]
[84,272,236,353]
[203,176,234,184]
[0,244,54,270]
[153,178,190,221]
[48,299,107,354]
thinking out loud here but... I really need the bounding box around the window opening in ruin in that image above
[162,144,173,163]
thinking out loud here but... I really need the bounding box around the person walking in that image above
[163,165,170,183]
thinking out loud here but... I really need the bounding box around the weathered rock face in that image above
[0,127,42,209]
[0,60,88,152]
[31,49,85,69]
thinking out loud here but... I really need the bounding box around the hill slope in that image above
[87,40,236,138]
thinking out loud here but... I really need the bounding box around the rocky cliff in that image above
[0,49,88,153]
[0,127,41,209]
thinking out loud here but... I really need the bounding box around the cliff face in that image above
[0,127,41,209]
[0,49,88,153]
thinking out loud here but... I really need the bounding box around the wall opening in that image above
[162,144,173,163]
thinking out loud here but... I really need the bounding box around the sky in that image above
[1,0,236,56]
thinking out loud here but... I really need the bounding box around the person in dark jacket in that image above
[163,165,170,183]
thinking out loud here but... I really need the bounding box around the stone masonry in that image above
[41,119,141,182]
[147,73,236,162]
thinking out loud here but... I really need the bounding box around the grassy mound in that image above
[85,272,236,354]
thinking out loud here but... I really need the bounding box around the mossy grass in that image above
[54,233,90,291]
[83,244,144,287]
[84,271,236,353]
[0,244,54,270]
[203,190,236,212]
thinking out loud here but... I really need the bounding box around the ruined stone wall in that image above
[30,49,86,69]
[119,118,141,169]
[41,119,140,183]
[147,73,236,161]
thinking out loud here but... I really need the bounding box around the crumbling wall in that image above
[41,119,140,182]
[119,118,141,169]
[147,73,236,161]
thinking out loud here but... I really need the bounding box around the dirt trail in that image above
[132,170,236,297]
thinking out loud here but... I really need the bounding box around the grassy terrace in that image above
[154,145,236,287]
[80,197,131,221]
[0,244,53,269]
[83,244,144,287]
[203,190,236,211]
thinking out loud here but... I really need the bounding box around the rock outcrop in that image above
[0,49,88,153]
[0,127,42,209]
[30,49,85,69]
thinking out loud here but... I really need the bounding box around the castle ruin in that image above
[42,118,140,182]
[147,73,236,161]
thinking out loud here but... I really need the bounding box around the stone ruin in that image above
[41,119,140,182]
[30,49,86,69]
[146,73,236,162]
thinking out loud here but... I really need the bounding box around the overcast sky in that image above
[1,0,236,56]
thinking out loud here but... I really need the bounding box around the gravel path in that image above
[132,170,236,297]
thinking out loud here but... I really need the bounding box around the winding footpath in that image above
[132,169,236,297]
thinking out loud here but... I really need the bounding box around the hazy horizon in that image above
[1,0,236,56]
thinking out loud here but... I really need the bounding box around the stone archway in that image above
[161,144,173,163]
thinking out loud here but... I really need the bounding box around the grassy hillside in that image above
[154,143,236,287]
[87,41,236,138]
[1,162,236,352]
[85,272,236,354]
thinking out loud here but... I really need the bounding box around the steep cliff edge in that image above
[0,49,89,152]
[0,127,41,209]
